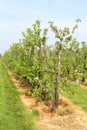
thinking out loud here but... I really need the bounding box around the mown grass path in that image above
[0,61,38,130]
[62,81,87,111]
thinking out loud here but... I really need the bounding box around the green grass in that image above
[0,61,38,130]
[61,81,87,111]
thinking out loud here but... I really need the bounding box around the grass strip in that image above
[62,81,87,111]
[0,61,38,130]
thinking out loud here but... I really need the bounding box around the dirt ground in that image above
[7,68,87,130]
[21,95,87,130]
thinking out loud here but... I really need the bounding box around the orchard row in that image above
[2,19,87,111]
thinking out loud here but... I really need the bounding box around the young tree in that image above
[48,19,81,111]
[41,28,48,100]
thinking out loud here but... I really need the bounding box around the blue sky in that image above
[0,0,87,54]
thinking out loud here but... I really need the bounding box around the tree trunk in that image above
[53,44,62,112]
[38,43,42,79]
[84,54,86,70]
[43,43,47,100]
[82,54,86,82]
